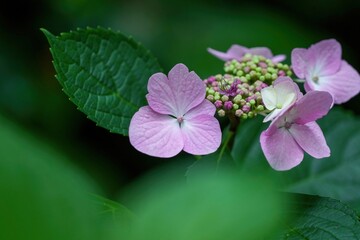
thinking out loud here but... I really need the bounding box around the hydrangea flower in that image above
[260,90,333,171]
[261,77,302,122]
[129,63,221,158]
[208,44,286,63]
[291,39,360,104]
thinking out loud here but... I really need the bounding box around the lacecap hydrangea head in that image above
[204,53,292,120]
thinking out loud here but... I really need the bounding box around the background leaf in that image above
[277,194,360,239]
[186,128,236,181]
[0,114,105,240]
[120,167,288,240]
[231,107,360,212]
[42,27,162,135]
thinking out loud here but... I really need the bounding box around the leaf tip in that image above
[41,28,56,45]
[40,28,53,38]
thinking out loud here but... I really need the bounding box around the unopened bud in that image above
[217,109,226,117]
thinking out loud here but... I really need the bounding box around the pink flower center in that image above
[177,116,184,126]
[312,75,319,83]
[284,121,292,129]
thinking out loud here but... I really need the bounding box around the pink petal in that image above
[147,64,206,116]
[168,64,206,115]
[181,115,221,155]
[271,54,286,63]
[262,77,302,122]
[226,45,247,59]
[304,81,312,92]
[260,127,304,171]
[129,106,184,158]
[314,60,360,104]
[291,48,307,79]
[146,72,177,115]
[185,100,216,119]
[207,48,231,61]
[263,109,283,123]
[289,122,330,159]
[288,91,333,124]
[274,76,303,100]
[248,47,273,59]
[307,39,342,77]
[207,45,246,61]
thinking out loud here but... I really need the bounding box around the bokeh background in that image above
[1,0,360,197]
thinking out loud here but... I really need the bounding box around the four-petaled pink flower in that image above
[291,39,360,104]
[208,44,286,63]
[129,63,221,158]
[260,90,333,171]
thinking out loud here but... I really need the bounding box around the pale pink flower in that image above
[260,91,333,171]
[261,77,302,122]
[129,64,221,158]
[291,39,360,104]
[208,44,286,63]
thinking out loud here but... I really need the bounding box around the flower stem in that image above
[228,113,240,132]
[216,130,235,171]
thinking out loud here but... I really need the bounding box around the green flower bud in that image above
[233,95,242,104]
[271,73,278,80]
[235,110,243,117]
[265,73,272,80]
[221,95,229,102]
[256,105,264,111]
[217,109,226,117]
[208,89,215,95]
[236,70,244,76]
[207,95,214,101]
[248,111,254,118]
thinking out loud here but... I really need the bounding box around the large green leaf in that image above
[231,108,360,211]
[42,27,162,135]
[278,194,360,239]
[186,128,237,181]
[121,167,288,240]
[283,109,360,211]
[0,114,104,240]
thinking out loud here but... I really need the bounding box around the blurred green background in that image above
[1,0,359,200]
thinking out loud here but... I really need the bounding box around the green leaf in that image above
[185,149,235,182]
[0,114,103,240]
[92,194,136,224]
[91,194,136,238]
[283,109,360,211]
[186,128,236,181]
[279,194,360,239]
[42,27,162,135]
[231,107,360,211]
[231,116,267,170]
[122,166,288,240]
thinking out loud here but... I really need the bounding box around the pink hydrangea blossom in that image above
[208,44,286,63]
[261,77,302,122]
[260,90,333,171]
[291,39,360,104]
[129,63,221,158]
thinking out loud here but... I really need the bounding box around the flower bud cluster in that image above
[204,54,292,119]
